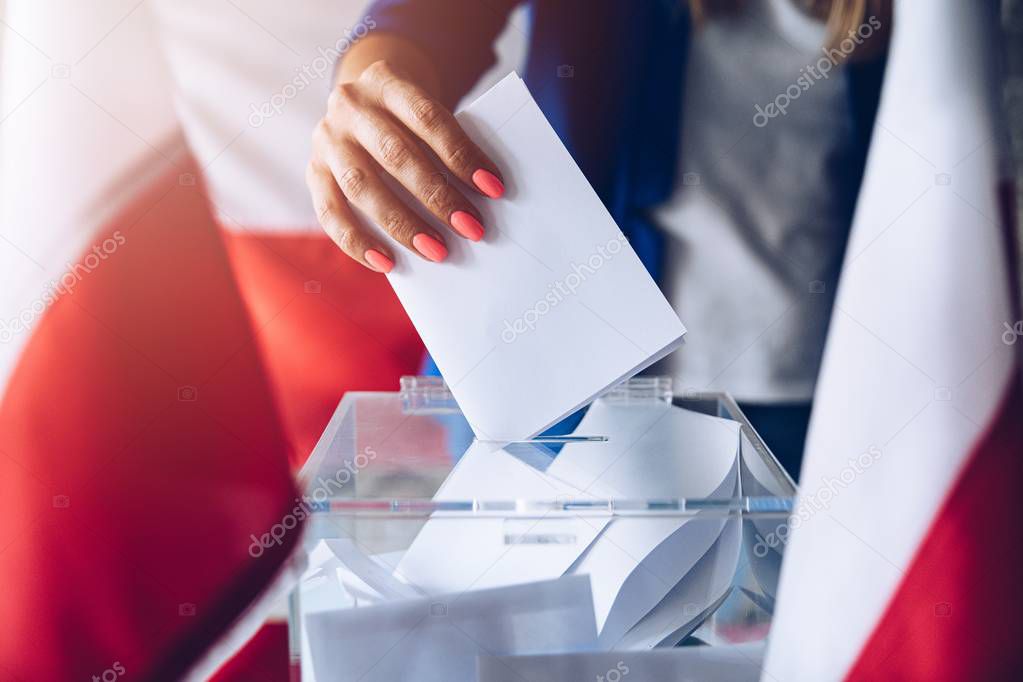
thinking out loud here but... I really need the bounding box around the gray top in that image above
[654,0,859,402]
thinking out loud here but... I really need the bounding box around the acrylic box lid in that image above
[297,376,796,520]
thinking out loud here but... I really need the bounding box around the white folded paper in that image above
[396,399,741,648]
[374,72,686,440]
[311,539,423,603]
[306,574,598,682]
[616,516,742,649]
[477,642,766,682]
[396,440,612,594]
[547,399,741,499]
[550,401,741,645]
[300,541,425,682]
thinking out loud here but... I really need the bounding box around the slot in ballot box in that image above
[288,376,796,681]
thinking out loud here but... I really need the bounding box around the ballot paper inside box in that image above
[288,377,796,682]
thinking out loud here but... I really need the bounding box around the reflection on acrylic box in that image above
[302,397,747,680]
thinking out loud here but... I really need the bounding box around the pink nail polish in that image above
[412,233,448,262]
[365,249,394,273]
[472,169,505,199]
[450,211,485,242]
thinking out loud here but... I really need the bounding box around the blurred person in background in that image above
[308,0,892,478]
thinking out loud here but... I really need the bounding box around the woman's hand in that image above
[307,56,505,273]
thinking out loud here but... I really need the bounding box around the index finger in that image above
[361,61,505,200]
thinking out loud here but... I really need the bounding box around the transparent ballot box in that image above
[288,376,796,681]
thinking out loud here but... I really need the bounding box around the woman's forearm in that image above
[336,33,442,98]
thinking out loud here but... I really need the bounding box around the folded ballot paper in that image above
[395,399,742,649]
[478,642,766,682]
[548,400,740,647]
[374,72,686,440]
[306,574,598,682]
[302,402,745,679]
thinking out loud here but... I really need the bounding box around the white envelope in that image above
[547,399,741,499]
[300,542,423,682]
[398,400,740,645]
[478,642,766,682]
[549,401,741,643]
[375,73,686,440]
[616,516,742,649]
[316,539,423,603]
[306,574,598,682]
[396,440,612,595]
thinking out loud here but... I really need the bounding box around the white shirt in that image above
[654,0,859,402]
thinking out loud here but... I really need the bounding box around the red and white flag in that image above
[0,1,430,679]
[764,0,1021,679]
[0,3,306,679]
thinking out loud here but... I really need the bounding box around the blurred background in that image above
[1004,0,1023,220]
[1,1,1021,680]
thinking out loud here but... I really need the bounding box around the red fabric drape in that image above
[0,161,423,680]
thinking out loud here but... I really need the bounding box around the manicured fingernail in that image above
[364,249,394,273]
[450,211,485,242]
[412,233,448,262]
[472,169,505,199]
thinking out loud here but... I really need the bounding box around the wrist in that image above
[336,33,442,99]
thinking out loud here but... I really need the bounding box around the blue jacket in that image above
[365,0,886,376]
[366,0,885,276]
